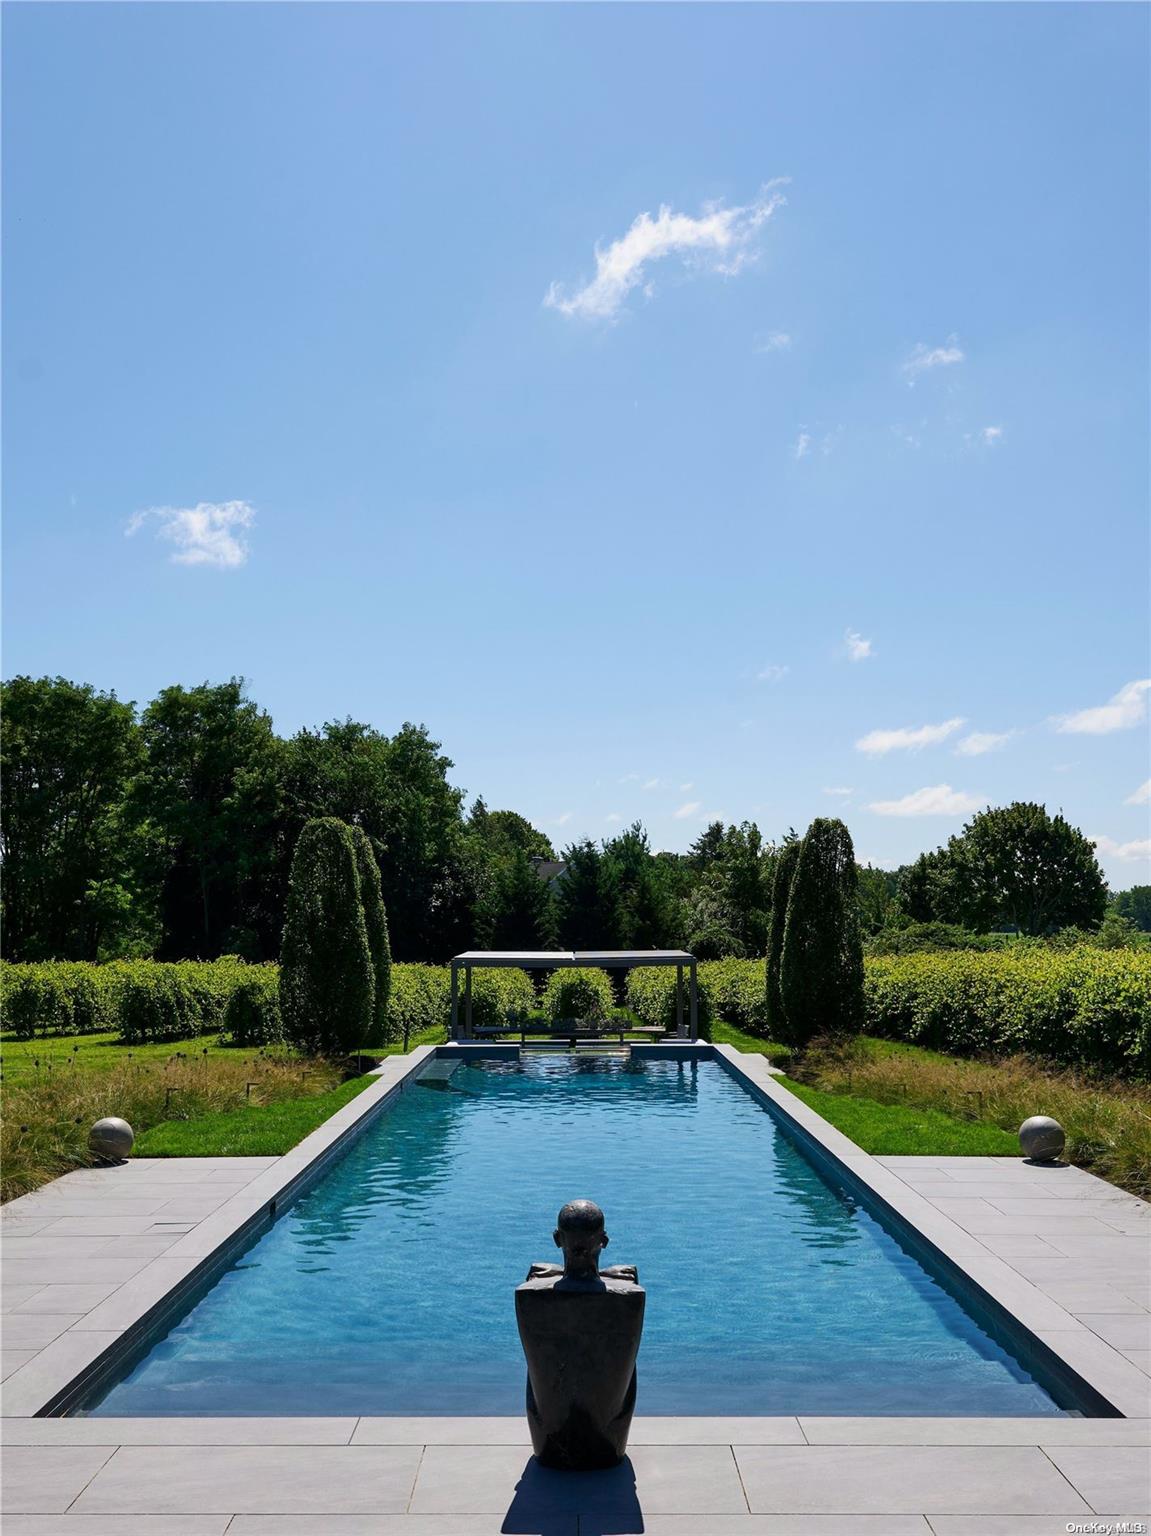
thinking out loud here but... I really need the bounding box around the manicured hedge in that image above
[221,967,284,1047]
[386,964,450,1044]
[543,967,613,1024]
[699,959,770,1036]
[0,962,118,1039]
[864,949,1151,1074]
[469,967,536,1030]
[626,966,713,1039]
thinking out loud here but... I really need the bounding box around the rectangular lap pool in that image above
[86,1054,1091,1417]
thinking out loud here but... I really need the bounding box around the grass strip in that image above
[775,1076,1020,1156]
[134,1073,380,1157]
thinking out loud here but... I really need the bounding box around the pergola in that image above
[448,950,699,1041]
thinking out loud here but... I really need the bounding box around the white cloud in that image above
[618,773,641,784]
[903,336,964,380]
[1125,780,1151,806]
[955,730,1014,757]
[1054,679,1151,735]
[553,811,573,826]
[757,663,789,683]
[545,183,787,321]
[605,812,623,824]
[673,800,702,820]
[125,500,255,568]
[755,330,791,353]
[981,425,1004,445]
[823,786,854,797]
[845,629,873,662]
[793,431,812,461]
[856,718,965,756]
[868,784,987,817]
[1091,834,1151,864]
[642,777,663,791]
[679,781,694,791]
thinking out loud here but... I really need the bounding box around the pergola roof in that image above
[451,949,695,969]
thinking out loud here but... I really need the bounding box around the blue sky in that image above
[4,3,1148,883]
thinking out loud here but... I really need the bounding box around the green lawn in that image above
[775,1076,1020,1156]
[0,1029,266,1076]
[135,1072,381,1157]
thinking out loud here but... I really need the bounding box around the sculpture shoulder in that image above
[600,1265,639,1284]
[526,1263,564,1281]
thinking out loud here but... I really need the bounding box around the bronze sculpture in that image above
[515,1200,645,1470]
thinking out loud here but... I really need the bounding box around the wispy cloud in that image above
[955,730,1014,757]
[618,773,641,784]
[642,777,664,791]
[1091,834,1151,864]
[856,717,966,756]
[125,500,255,568]
[981,425,1004,445]
[553,811,574,826]
[903,335,964,381]
[755,330,791,353]
[605,812,623,824]
[823,786,854,797]
[1054,679,1151,735]
[545,183,787,321]
[1125,780,1151,806]
[793,431,812,461]
[868,784,987,818]
[845,629,873,663]
[757,663,789,683]
[679,781,694,792]
[673,800,702,820]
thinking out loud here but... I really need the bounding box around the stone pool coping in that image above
[3,1041,1148,1528]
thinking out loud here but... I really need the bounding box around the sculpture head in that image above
[553,1199,609,1279]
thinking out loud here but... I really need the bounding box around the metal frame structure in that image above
[448,950,699,1041]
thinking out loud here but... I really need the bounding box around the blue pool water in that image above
[90,1055,1069,1416]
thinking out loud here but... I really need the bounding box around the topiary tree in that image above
[351,826,392,1046]
[279,818,374,1054]
[765,838,801,1039]
[779,818,864,1046]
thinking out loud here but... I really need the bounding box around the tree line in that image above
[0,674,1126,965]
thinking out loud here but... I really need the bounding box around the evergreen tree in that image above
[351,825,392,1045]
[556,839,619,949]
[779,818,864,1045]
[280,818,374,1053]
[765,837,801,1038]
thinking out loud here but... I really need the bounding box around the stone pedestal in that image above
[515,1263,645,1470]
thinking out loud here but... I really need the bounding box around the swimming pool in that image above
[88,1054,1077,1417]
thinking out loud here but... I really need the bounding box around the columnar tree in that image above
[765,837,801,1038]
[280,818,374,1054]
[779,818,864,1045]
[351,826,392,1046]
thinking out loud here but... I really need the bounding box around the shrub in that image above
[221,967,284,1047]
[865,922,1005,956]
[1,962,120,1040]
[864,948,1151,1075]
[626,966,713,1039]
[765,841,800,1039]
[117,964,202,1044]
[279,818,375,1054]
[388,963,451,1043]
[701,958,770,1035]
[468,967,536,1031]
[543,967,614,1024]
[351,827,392,1045]
[780,819,864,1045]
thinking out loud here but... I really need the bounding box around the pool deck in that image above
[2,1045,1148,1533]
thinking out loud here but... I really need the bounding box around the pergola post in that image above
[449,960,460,1040]
[688,960,698,1040]
[675,964,684,1040]
[464,964,473,1040]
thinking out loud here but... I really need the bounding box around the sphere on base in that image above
[89,1117,134,1162]
[1019,1115,1065,1162]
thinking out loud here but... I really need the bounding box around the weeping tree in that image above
[351,825,393,1046]
[765,838,801,1039]
[779,818,864,1046]
[280,817,374,1054]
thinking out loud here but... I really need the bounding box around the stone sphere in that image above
[1019,1115,1065,1162]
[88,1117,134,1162]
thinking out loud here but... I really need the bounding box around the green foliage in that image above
[554,840,615,948]
[1111,885,1151,933]
[625,966,712,1039]
[135,1073,377,1158]
[700,957,770,1035]
[543,967,614,1024]
[117,958,246,1044]
[765,838,801,1039]
[351,827,393,1044]
[279,818,375,1054]
[865,922,1006,955]
[387,963,451,1042]
[221,967,284,1047]
[468,967,536,1030]
[864,948,1151,1074]
[779,818,864,1045]
[1,962,118,1039]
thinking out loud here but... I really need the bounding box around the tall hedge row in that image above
[625,966,713,1039]
[543,967,614,1024]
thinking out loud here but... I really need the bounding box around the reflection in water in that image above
[89,1056,1067,1418]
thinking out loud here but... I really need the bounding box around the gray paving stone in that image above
[1122,1350,1151,1372]
[352,1417,531,1444]
[1034,1330,1151,1418]
[1,1520,229,1536]
[926,1521,1147,1535]
[580,1521,933,1536]
[2,1254,154,1288]
[1,1285,47,1312]
[797,1417,1151,1445]
[1038,1284,1148,1315]
[3,1417,358,1445]
[21,1198,172,1217]
[1,1330,121,1416]
[1079,1314,1151,1350]
[410,1444,749,1515]
[2,1312,85,1348]
[1,1348,37,1380]
[72,1445,423,1514]
[628,1417,804,1444]
[975,1235,1065,1257]
[733,1445,1091,1514]
[1,1446,116,1514]
[69,1256,206,1331]
[13,1284,121,1314]
[230,1519,578,1536]
[36,1217,170,1237]
[1045,1446,1151,1513]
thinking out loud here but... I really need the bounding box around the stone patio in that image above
[2,1047,1148,1532]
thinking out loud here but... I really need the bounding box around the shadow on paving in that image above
[502,1455,644,1534]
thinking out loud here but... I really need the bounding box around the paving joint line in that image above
[405,1439,427,1513]
[728,1440,752,1513]
[61,1440,118,1513]
[1038,1440,1106,1516]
